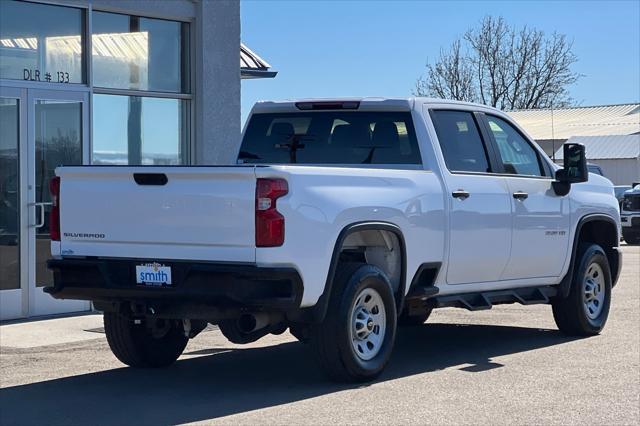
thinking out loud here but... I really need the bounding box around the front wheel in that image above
[104,313,188,368]
[309,263,397,383]
[552,244,612,336]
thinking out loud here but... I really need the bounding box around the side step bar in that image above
[434,286,558,311]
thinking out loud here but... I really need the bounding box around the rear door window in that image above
[239,111,422,166]
[430,110,491,173]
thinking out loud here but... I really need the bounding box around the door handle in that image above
[30,202,52,228]
[513,191,529,201]
[452,190,470,200]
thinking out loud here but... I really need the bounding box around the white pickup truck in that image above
[47,98,621,382]
[621,183,640,244]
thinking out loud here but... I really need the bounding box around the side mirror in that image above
[562,143,588,183]
[553,143,588,196]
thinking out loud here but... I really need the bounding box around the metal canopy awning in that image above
[241,43,277,79]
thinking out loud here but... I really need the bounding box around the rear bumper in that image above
[46,258,303,312]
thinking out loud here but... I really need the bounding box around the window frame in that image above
[428,108,502,175]
[0,2,193,166]
[90,10,190,94]
[91,93,189,166]
[89,8,192,165]
[0,0,88,84]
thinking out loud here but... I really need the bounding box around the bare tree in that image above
[416,40,477,103]
[415,16,581,109]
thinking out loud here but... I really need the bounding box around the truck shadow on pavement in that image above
[0,323,582,426]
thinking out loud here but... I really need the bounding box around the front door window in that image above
[484,115,545,177]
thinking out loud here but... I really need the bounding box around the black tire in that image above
[398,305,433,326]
[552,244,612,336]
[103,313,188,368]
[309,263,397,383]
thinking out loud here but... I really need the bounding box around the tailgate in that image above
[56,166,256,263]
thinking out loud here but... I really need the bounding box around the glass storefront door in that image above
[29,89,90,317]
[0,87,24,320]
[0,88,90,320]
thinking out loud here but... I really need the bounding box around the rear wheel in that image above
[309,263,397,383]
[104,313,188,368]
[552,244,612,336]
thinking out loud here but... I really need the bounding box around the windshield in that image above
[239,111,422,166]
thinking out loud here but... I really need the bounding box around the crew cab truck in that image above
[621,183,640,244]
[46,98,621,382]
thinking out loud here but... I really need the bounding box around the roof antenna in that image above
[551,103,556,162]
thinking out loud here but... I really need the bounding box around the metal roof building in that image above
[554,135,640,185]
[509,104,640,156]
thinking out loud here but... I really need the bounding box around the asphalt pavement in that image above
[1,244,638,425]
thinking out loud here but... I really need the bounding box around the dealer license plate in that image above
[136,263,172,286]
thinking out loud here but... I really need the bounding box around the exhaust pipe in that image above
[238,313,265,333]
[237,312,283,333]
[219,312,286,344]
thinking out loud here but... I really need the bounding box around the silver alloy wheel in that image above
[583,262,605,320]
[349,287,386,361]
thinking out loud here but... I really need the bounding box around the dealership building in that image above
[0,0,273,320]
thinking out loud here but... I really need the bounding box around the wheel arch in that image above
[559,214,621,298]
[300,221,407,323]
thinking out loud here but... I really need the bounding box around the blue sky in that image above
[241,0,640,123]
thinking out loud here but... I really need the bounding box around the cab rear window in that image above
[239,111,422,166]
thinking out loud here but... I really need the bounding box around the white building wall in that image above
[589,158,640,185]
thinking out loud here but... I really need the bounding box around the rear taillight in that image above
[255,178,288,247]
[49,176,61,241]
